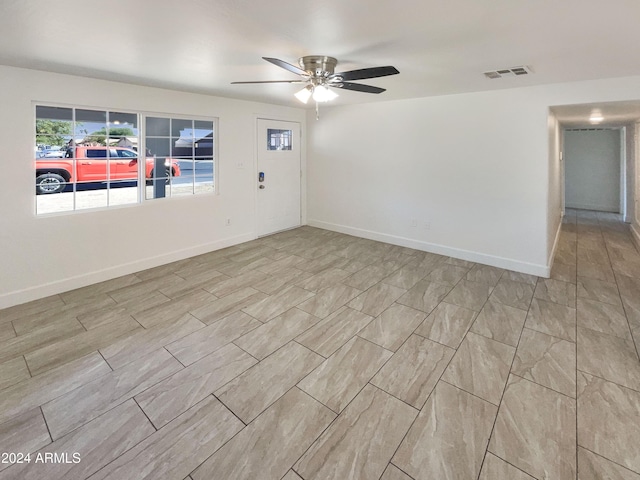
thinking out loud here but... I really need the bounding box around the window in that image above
[145,116,215,199]
[35,106,140,214]
[267,128,292,150]
[35,104,217,215]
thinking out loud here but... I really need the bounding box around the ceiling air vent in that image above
[483,66,532,79]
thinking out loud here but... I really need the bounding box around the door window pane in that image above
[267,129,292,150]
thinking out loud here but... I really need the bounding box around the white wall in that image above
[564,129,621,212]
[547,111,563,265]
[625,122,637,224]
[4,67,640,307]
[0,65,305,308]
[633,122,640,248]
[306,75,640,276]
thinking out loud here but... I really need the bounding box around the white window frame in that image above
[34,102,219,216]
[140,112,219,202]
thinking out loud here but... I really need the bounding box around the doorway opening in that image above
[564,127,624,214]
[549,100,640,259]
[551,101,640,227]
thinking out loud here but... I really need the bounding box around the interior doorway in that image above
[551,100,640,256]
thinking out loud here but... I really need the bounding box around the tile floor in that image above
[1,209,639,479]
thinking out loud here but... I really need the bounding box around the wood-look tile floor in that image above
[1,209,640,479]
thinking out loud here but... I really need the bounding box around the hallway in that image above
[548,208,640,478]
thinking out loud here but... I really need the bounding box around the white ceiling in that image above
[2,0,640,108]
[552,101,640,127]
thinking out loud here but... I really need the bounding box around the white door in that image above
[257,119,301,236]
[564,129,621,212]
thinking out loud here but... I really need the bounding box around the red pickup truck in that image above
[35,146,181,194]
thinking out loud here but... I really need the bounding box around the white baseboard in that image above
[308,219,550,277]
[631,223,640,251]
[0,233,255,309]
[547,213,564,277]
[565,202,619,213]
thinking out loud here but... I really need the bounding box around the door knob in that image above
[259,185,265,189]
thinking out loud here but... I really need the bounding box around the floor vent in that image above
[484,66,532,79]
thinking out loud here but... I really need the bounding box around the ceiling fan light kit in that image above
[311,85,339,102]
[232,55,399,118]
[294,85,313,104]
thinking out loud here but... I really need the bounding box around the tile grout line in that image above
[602,231,640,361]
[575,367,640,395]
[382,264,486,478]
[89,395,212,480]
[39,406,54,444]
[76,315,88,332]
[290,284,430,475]
[573,210,640,478]
[270,385,347,479]
[359,288,463,414]
[292,311,386,412]
[507,372,576,400]
[292,339,327,360]
[200,339,324,415]
[575,221,579,480]
[97,349,114,371]
[47,387,159,446]
[57,293,68,306]
[452,267,510,480]
[365,379,425,416]
[487,452,539,480]
[162,345,190,368]
[10,320,18,337]
[211,392,247,428]
[521,324,575,345]
[132,397,159,431]
[292,382,421,480]
[578,444,640,477]
[388,462,417,480]
[439,378,503,407]
[479,274,539,480]
[229,340,262,363]
[566,209,580,480]
[22,354,34,378]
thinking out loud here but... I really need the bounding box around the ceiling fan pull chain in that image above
[316,101,320,120]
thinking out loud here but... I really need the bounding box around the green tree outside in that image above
[84,127,135,145]
[35,119,73,146]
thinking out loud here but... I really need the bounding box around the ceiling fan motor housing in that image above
[299,56,338,78]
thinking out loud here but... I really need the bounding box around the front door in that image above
[256,119,301,236]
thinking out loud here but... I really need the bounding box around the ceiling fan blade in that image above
[231,80,306,84]
[333,82,386,94]
[331,66,399,82]
[262,57,308,76]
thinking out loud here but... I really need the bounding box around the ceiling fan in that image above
[232,56,399,116]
